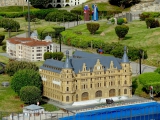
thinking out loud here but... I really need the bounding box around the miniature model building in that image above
[39,47,132,105]
[6,33,53,61]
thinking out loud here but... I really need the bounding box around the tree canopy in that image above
[20,86,42,104]
[29,0,52,8]
[11,69,42,95]
[5,60,39,76]
[109,0,140,9]
[139,72,160,95]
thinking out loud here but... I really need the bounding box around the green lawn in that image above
[65,20,160,66]
[0,74,24,112]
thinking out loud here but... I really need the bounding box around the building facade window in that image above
[67,87,69,91]
[124,89,127,94]
[95,90,102,97]
[66,96,69,102]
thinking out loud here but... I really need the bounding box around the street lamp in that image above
[27,0,31,37]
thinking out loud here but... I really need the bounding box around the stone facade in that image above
[40,48,132,105]
[0,0,28,6]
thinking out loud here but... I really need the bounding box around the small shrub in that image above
[123,18,127,23]
[52,52,64,61]
[44,52,52,60]
[86,22,100,34]
[145,18,159,28]
[117,18,124,25]
[115,25,129,40]
[110,18,115,24]
[2,45,6,51]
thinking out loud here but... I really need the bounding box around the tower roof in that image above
[63,51,72,69]
[122,46,129,63]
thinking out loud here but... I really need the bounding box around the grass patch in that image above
[0,6,37,12]
[0,55,9,64]
[41,104,59,112]
[0,74,24,112]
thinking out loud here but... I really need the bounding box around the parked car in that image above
[106,99,114,104]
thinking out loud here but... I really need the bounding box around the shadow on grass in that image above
[123,36,132,40]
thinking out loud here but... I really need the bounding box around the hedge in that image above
[45,10,82,22]
[37,25,65,39]
[42,27,55,39]
[61,31,148,60]
[0,12,24,18]
[139,12,160,21]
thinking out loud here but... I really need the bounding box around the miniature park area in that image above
[1,0,160,119]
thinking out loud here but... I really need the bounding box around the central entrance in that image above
[109,89,115,97]
[82,92,89,101]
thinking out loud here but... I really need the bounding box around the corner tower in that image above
[60,51,75,104]
[121,46,132,97]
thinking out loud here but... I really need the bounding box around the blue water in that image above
[60,102,160,120]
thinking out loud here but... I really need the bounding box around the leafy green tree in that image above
[0,19,20,32]
[109,0,140,9]
[44,52,52,60]
[5,60,39,76]
[29,0,52,8]
[0,34,5,45]
[139,72,160,95]
[11,69,42,95]
[20,86,42,104]
[52,52,64,61]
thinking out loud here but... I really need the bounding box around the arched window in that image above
[90,84,92,88]
[118,89,121,96]
[124,80,127,84]
[124,89,127,94]
[66,96,69,102]
[76,94,78,101]
[95,90,102,97]
[82,92,89,101]
[118,81,120,85]
[109,89,115,97]
[67,87,69,91]
[111,81,113,86]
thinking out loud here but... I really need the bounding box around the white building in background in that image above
[6,35,53,61]
[49,0,87,8]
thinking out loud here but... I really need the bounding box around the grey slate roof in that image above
[40,50,129,74]
[24,104,43,111]
[39,59,63,73]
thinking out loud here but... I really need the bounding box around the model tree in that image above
[5,60,39,76]
[11,69,42,95]
[20,86,42,104]
[29,0,52,8]
[109,0,140,9]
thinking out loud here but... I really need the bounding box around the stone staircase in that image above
[131,0,160,13]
